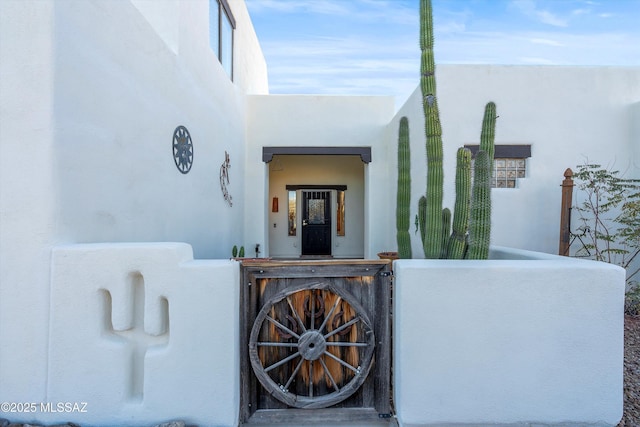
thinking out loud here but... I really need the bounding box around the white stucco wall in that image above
[46,243,239,427]
[393,65,640,257]
[246,95,395,258]
[394,247,625,426]
[632,101,640,182]
[631,102,640,284]
[0,0,267,419]
[52,0,264,260]
[130,0,179,54]
[0,0,57,404]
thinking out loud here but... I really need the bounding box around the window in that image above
[465,145,531,189]
[209,0,235,79]
[288,190,297,236]
[493,159,526,188]
[337,190,345,236]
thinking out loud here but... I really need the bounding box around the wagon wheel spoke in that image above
[257,342,299,348]
[324,316,360,340]
[310,290,316,329]
[266,315,300,340]
[283,357,305,391]
[325,342,369,347]
[319,356,340,392]
[308,359,314,397]
[286,296,308,333]
[317,295,342,334]
[323,350,359,373]
[264,351,301,373]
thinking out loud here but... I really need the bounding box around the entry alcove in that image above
[239,260,392,424]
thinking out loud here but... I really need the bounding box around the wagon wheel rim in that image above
[248,281,376,409]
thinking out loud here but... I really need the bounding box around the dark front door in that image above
[302,191,331,255]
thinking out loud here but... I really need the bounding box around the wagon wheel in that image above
[248,281,375,409]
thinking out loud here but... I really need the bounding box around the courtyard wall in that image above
[392,65,640,256]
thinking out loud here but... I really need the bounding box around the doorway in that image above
[301,191,331,256]
[266,154,366,259]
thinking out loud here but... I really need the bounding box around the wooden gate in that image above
[239,260,392,424]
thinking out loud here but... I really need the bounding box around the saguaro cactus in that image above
[396,117,412,259]
[395,0,496,260]
[420,0,444,259]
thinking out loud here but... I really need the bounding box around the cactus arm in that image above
[480,102,497,168]
[418,195,427,251]
[466,150,492,260]
[396,117,412,259]
[465,103,496,260]
[420,0,444,259]
[464,101,496,260]
[441,208,451,259]
[447,147,472,259]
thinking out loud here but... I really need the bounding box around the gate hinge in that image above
[378,413,392,419]
[379,271,393,277]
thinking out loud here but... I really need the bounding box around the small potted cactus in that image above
[231,245,245,259]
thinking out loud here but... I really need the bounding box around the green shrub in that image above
[572,163,640,314]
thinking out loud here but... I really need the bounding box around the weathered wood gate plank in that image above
[239,260,392,424]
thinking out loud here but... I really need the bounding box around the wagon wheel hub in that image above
[298,330,326,361]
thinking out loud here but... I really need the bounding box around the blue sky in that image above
[244,0,640,108]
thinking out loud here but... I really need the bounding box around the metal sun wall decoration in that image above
[220,150,232,206]
[172,125,193,174]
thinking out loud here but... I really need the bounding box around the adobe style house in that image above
[0,0,637,426]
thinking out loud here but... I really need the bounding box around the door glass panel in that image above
[308,199,326,224]
[288,190,296,236]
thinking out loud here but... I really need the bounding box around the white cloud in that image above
[438,20,467,34]
[509,0,568,27]
[246,0,417,24]
[571,8,591,16]
[530,38,564,47]
[245,0,349,15]
[518,56,563,65]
